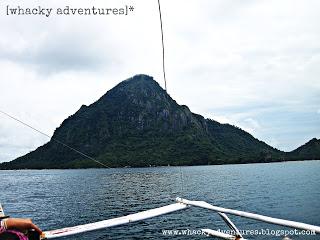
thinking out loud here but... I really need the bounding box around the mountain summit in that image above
[1,75,318,169]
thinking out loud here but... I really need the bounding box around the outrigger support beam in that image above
[202,229,246,240]
[43,202,188,239]
[176,198,320,234]
[202,212,246,239]
[218,212,244,238]
[0,203,9,220]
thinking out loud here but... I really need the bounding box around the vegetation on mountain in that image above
[286,138,320,160]
[0,75,318,169]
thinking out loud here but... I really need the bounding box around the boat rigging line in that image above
[157,0,185,197]
[157,0,167,92]
[0,110,109,168]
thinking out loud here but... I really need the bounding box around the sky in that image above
[0,0,319,162]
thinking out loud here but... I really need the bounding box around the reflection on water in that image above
[0,160,319,239]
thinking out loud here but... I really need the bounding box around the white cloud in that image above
[240,118,261,134]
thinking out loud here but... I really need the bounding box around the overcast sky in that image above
[0,0,319,162]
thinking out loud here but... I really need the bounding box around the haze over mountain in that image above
[1,75,319,169]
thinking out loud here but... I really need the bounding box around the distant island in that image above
[1,74,319,169]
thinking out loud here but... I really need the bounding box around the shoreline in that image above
[0,159,318,171]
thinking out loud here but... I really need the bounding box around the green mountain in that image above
[286,138,320,160]
[0,75,317,169]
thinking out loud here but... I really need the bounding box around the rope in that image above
[157,0,185,198]
[0,110,109,168]
[157,0,167,92]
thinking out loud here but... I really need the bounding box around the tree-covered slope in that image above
[0,74,316,169]
[286,138,320,160]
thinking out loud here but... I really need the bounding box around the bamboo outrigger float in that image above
[40,198,320,239]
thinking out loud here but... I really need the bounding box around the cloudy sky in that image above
[0,0,319,162]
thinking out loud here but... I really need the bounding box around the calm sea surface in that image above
[0,160,319,239]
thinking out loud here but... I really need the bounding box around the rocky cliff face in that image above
[2,74,316,169]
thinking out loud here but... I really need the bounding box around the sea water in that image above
[0,160,319,239]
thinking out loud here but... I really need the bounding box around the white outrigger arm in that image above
[176,198,320,239]
[41,198,320,239]
[43,202,188,239]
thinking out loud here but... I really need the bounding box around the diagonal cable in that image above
[0,110,109,168]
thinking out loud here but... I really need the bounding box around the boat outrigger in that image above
[39,198,319,239]
[1,198,319,239]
